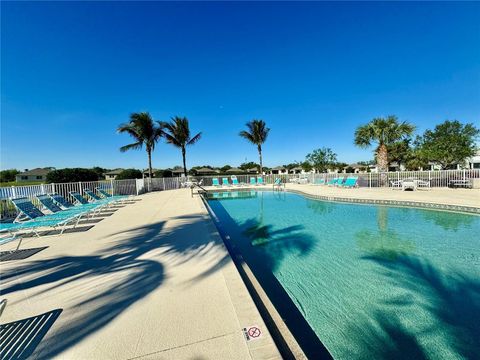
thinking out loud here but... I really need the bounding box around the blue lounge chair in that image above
[36,194,94,219]
[273,178,284,190]
[84,189,117,205]
[339,177,358,188]
[222,178,230,187]
[326,178,338,186]
[314,179,325,185]
[212,178,220,187]
[96,188,130,201]
[250,177,257,186]
[257,176,265,186]
[231,177,240,186]
[336,177,345,187]
[10,197,83,234]
[50,193,103,215]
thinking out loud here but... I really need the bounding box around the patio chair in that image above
[212,178,220,187]
[273,178,285,190]
[335,178,346,187]
[250,177,257,186]
[416,180,431,190]
[390,180,403,190]
[10,197,83,234]
[257,176,265,185]
[326,178,338,186]
[84,189,118,205]
[231,176,241,187]
[96,188,131,201]
[222,178,230,187]
[314,179,325,185]
[339,177,358,188]
[36,194,94,219]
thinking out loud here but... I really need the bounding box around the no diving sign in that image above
[243,325,262,341]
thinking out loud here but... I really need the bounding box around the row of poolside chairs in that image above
[0,188,132,243]
[314,176,359,188]
[212,176,266,187]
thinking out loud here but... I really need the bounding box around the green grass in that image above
[0,181,46,187]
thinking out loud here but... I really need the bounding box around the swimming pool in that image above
[207,190,480,360]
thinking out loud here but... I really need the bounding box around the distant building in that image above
[105,169,124,180]
[192,167,219,176]
[16,168,53,182]
[226,167,245,174]
[172,168,186,176]
[143,169,160,178]
[289,166,303,174]
[270,166,287,175]
[468,151,480,169]
[246,167,259,174]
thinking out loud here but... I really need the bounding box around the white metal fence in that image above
[1,169,479,220]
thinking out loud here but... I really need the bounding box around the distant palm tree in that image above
[354,116,415,172]
[159,116,202,177]
[239,119,270,174]
[117,112,163,179]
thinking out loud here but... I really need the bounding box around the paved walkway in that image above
[0,190,281,360]
[284,184,480,208]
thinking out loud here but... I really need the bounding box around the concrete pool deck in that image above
[0,190,281,360]
[203,184,480,212]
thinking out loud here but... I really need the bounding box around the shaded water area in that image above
[207,190,480,360]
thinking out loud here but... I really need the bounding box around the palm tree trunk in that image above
[377,144,388,172]
[147,148,153,179]
[258,145,263,175]
[182,147,187,177]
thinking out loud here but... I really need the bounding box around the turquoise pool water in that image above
[207,190,480,360]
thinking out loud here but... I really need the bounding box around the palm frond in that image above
[120,142,143,153]
[187,132,202,145]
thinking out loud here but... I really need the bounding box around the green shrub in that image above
[46,168,99,183]
[116,169,142,180]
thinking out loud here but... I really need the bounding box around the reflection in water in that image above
[356,207,415,260]
[306,199,334,215]
[239,217,315,271]
[421,210,476,232]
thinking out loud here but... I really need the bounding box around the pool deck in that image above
[204,184,480,211]
[0,190,281,360]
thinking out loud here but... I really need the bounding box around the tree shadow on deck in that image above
[0,214,231,359]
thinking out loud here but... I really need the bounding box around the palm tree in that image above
[354,116,415,172]
[239,119,270,174]
[159,116,202,177]
[117,112,163,179]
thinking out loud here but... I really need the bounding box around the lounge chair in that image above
[84,189,118,205]
[390,180,403,190]
[250,177,257,186]
[314,179,325,185]
[231,176,241,187]
[212,178,220,187]
[336,177,346,187]
[416,180,431,190]
[222,178,230,187]
[273,178,285,190]
[339,177,358,188]
[96,188,131,201]
[36,194,95,219]
[257,176,265,186]
[327,178,338,186]
[9,197,84,234]
[50,193,103,216]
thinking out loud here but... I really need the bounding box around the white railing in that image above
[1,169,478,219]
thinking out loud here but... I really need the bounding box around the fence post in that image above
[463,169,466,182]
[110,179,114,195]
[369,173,371,188]
[162,178,165,191]
[52,183,56,194]
[11,186,16,198]
[41,184,45,194]
[78,181,82,194]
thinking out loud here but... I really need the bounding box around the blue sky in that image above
[1,1,479,170]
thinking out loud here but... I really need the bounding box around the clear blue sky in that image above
[1,1,479,170]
